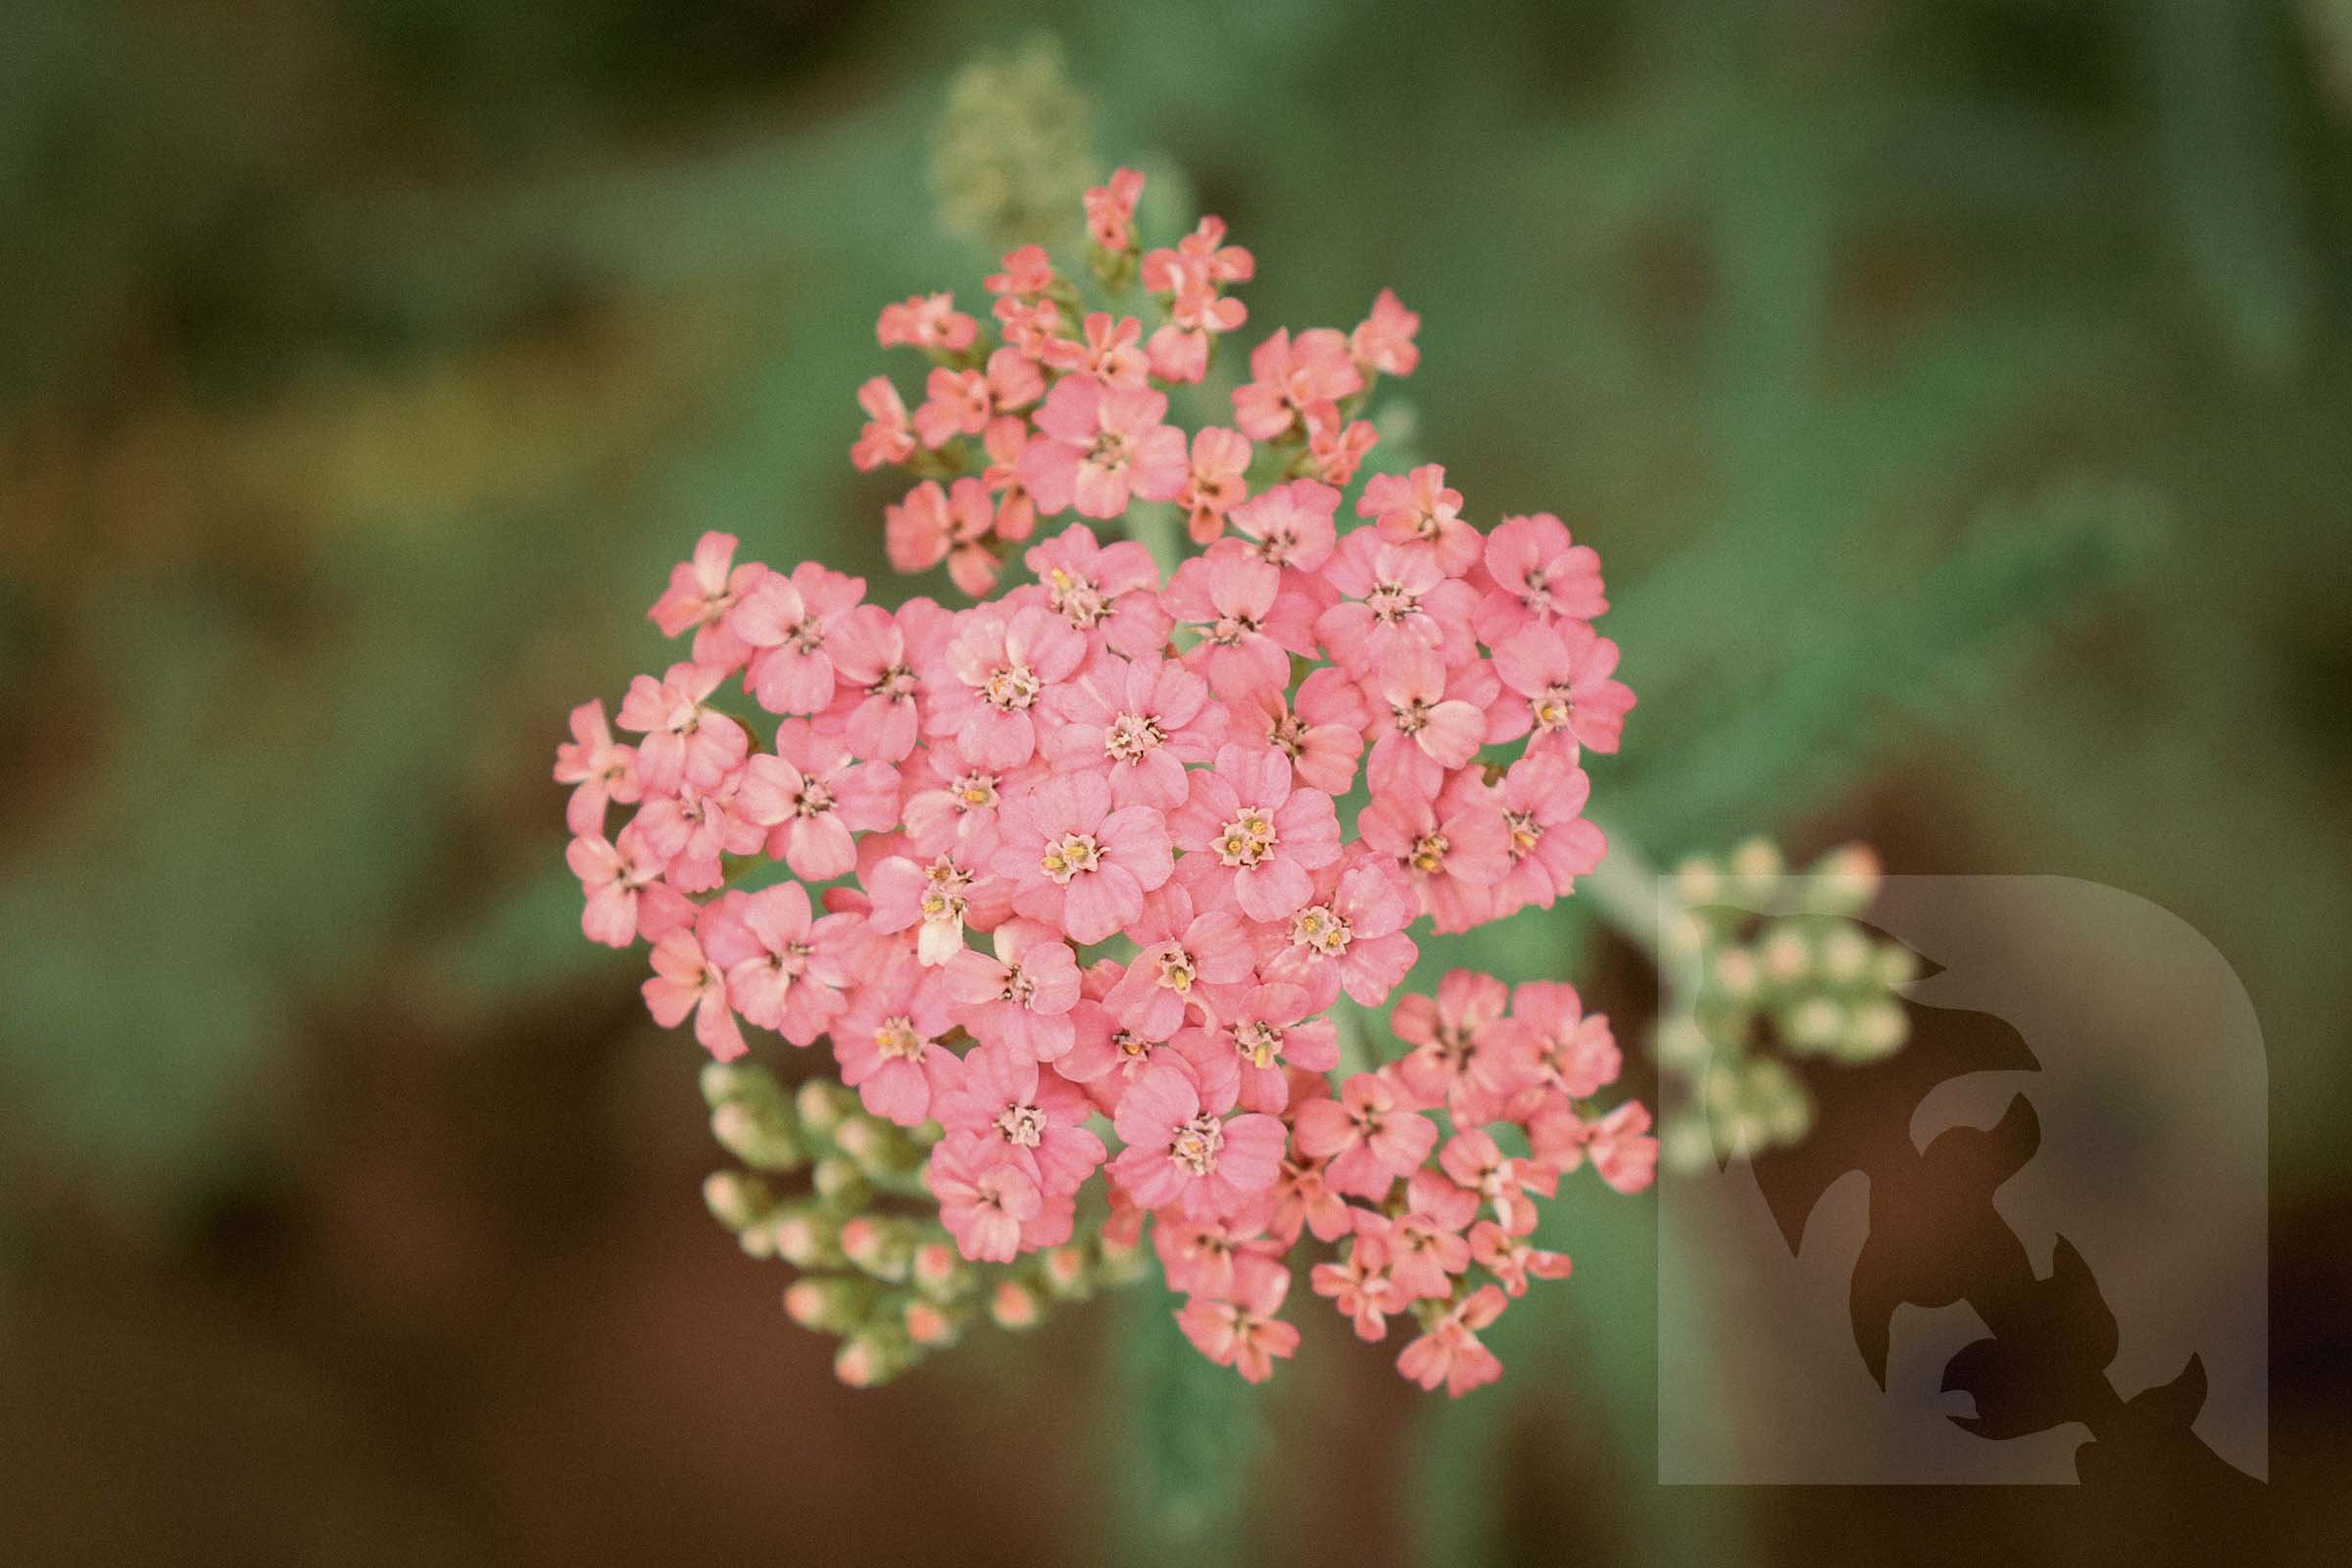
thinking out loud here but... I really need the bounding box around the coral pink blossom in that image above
[1349,287,1421,377]
[1293,1071,1438,1200]
[1227,478,1341,574]
[733,564,866,717]
[1044,652,1223,809]
[1177,425,1253,543]
[1359,464,1480,575]
[1231,327,1362,441]
[1476,513,1606,646]
[567,825,659,948]
[1316,528,1479,675]
[1024,523,1171,657]
[946,919,1083,1060]
[1249,666,1366,795]
[932,1037,1105,1196]
[1533,1100,1659,1195]
[1017,374,1189,520]
[701,882,852,1047]
[1083,167,1144,252]
[992,772,1174,945]
[1440,1129,1559,1237]
[1102,891,1256,1042]
[1392,969,1519,1118]
[737,720,900,881]
[832,956,955,1125]
[1507,981,1622,1101]
[554,699,641,838]
[1042,311,1150,387]
[929,1138,1041,1263]
[1257,851,1420,1011]
[1186,981,1336,1113]
[1169,744,1342,922]
[1494,753,1605,910]
[1312,1229,1403,1340]
[1364,649,1503,799]
[1396,1284,1508,1397]
[851,377,914,471]
[641,918,746,1061]
[1492,620,1636,757]
[617,662,748,795]
[923,602,1087,768]
[1470,1221,1573,1297]
[875,292,977,353]
[1175,1256,1298,1384]
[649,530,767,667]
[1361,786,1511,935]
[818,599,947,763]
[1162,553,1316,700]
[1110,1061,1287,1219]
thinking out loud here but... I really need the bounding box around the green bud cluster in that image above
[928,37,1097,253]
[1653,838,1915,1171]
[699,1060,1152,1385]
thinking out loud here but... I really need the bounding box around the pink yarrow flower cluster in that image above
[560,168,1651,1395]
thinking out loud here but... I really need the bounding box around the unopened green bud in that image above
[711,1098,806,1172]
[1801,844,1883,917]
[1780,996,1846,1054]
[812,1156,869,1207]
[783,1274,872,1335]
[703,1170,776,1234]
[839,1214,915,1283]
[769,1204,844,1269]
[1838,1000,1908,1061]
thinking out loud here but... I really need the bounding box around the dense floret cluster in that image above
[558,168,1654,1392]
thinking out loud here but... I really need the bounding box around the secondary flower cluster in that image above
[557,167,1653,1392]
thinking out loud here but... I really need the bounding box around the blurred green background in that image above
[2,0,2345,1562]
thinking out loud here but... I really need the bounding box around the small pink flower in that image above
[700,882,852,1047]
[1044,652,1223,809]
[1532,1100,1658,1195]
[733,564,867,717]
[992,771,1174,945]
[1177,425,1253,544]
[1303,401,1378,486]
[1476,513,1605,646]
[1023,522,1171,657]
[617,662,748,795]
[1270,1143,1356,1246]
[911,349,1045,448]
[946,918,1083,1060]
[1102,890,1256,1042]
[1169,744,1342,922]
[1311,1229,1403,1341]
[1359,465,1480,576]
[554,699,641,838]
[632,772,760,892]
[736,719,900,881]
[1508,981,1622,1100]
[875,292,977,353]
[1018,374,1189,520]
[1142,216,1254,291]
[1175,1255,1299,1384]
[984,243,1055,298]
[1110,1061,1287,1220]
[567,824,659,948]
[817,599,946,763]
[1439,1128,1558,1237]
[861,840,1007,968]
[1154,1204,1282,1301]
[1396,1284,1508,1397]
[1084,167,1145,252]
[1494,753,1605,911]
[1360,786,1512,935]
[923,602,1088,769]
[851,377,914,470]
[929,1138,1041,1262]
[1042,311,1150,387]
[1364,649,1503,800]
[1349,287,1421,377]
[1249,666,1366,796]
[1227,478,1340,573]
[1293,1071,1438,1201]
[1393,969,1518,1118]
[1492,620,1636,757]
[899,748,1009,857]
[1185,980,1335,1113]
[1231,327,1362,441]
[641,916,747,1061]
[1162,552,1316,701]
[649,531,768,667]
[1375,1202,1474,1303]
[1257,850,1421,1011]
[932,1036,1105,1196]
[1469,1221,1572,1297]
[832,956,956,1125]
[1315,528,1480,676]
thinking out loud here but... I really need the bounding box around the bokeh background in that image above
[3,0,2347,1562]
